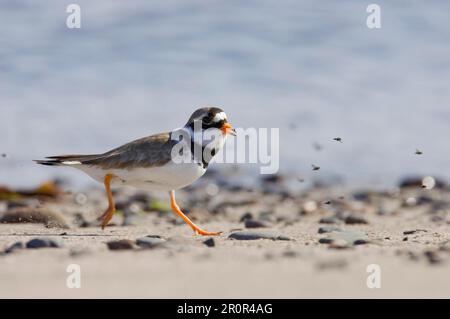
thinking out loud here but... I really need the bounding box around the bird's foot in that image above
[193,227,222,236]
[98,208,115,230]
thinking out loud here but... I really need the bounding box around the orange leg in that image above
[169,190,221,236]
[98,174,115,230]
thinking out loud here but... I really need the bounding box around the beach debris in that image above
[106,239,135,250]
[333,137,342,143]
[228,230,291,241]
[26,237,64,249]
[415,149,423,155]
[312,164,320,171]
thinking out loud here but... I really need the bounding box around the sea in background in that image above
[1,0,450,189]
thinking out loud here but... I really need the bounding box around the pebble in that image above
[203,238,215,248]
[26,237,64,249]
[4,241,25,254]
[244,219,271,228]
[319,216,340,224]
[239,212,253,222]
[136,236,166,249]
[106,239,135,250]
[319,230,368,247]
[228,230,291,241]
[318,226,341,234]
[344,215,369,225]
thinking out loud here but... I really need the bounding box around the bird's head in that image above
[185,107,236,137]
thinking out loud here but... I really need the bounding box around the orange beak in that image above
[221,122,236,136]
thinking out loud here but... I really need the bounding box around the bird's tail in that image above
[34,154,101,166]
[34,159,65,166]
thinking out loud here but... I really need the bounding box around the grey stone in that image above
[239,212,253,222]
[4,241,24,253]
[319,216,340,224]
[26,237,63,249]
[228,230,291,241]
[318,226,341,234]
[136,236,166,249]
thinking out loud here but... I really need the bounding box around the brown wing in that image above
[38,132,178,170]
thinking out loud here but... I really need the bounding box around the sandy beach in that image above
[1,174,449,299]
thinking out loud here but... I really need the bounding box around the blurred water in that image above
[1,0,450,188]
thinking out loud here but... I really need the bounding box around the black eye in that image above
[202,113,213,124]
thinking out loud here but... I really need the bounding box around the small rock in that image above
[319,230,368,247]
[318,226,341,234]
[329,239,350,249]
[403,229,427,235]
[303,201,318,213]
[4,241,24,254]
[203,238,215,248]
[239,212,253,222]
[106,239,135,250]
[136,236,166,249]
[319,216,340,224]
[244,219,271,228]
[344,215,368,225]
[318,238,334,244]
[26,237,63,249]
[228,230,291,241]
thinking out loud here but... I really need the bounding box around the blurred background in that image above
[1,0,450,188]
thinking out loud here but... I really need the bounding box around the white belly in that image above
[75,161,206,191]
